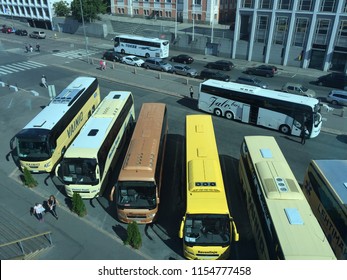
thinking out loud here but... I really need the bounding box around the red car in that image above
[1,26,15,33]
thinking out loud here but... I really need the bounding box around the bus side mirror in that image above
[178,219,185,239]
[55,163,62,181]
[231,220,239,242]
[10,136,16,151]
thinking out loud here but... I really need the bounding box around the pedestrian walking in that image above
[25,44,29,53]
[41,75,48,88]
[36,43,40,52]
[100,60,106,71]
[47,195,59,220]
[189,86,194,99]
[33,203,45,222]
[29,44,33,52]
[300,125,308,145]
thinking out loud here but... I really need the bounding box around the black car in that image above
[245,64,278,77]
[15,29,28,36]
[205,60,235,71]
[102,50,122,62]
[170,54,194,64]
[199,69,230,82]
[317,73,347,90]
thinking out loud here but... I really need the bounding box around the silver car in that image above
[326,90,347,106]
[282,82,316,97]
[170,64,198,77]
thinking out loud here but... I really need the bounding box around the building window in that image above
[292,18,309,46]
[166,0,171,2]
[298,0,313,11]
[194,0,201,5]
[277,0,292,10]
[255,15,269,43]
[259,0,272,9]
[344,0,347,13]
[313,19,331,44]
[336,20,347,47]
[320,0,337,12]
[134,9,139,15]
[273,16,288,44]
[197,14,201,20]
[242,0,253,8]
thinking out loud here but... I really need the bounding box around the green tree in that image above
[124,221,142,249]
[22,167,38,188]
[72,192,87,217]
[71,0,107,22]
[53,0,71,17]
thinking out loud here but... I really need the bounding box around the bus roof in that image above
[244,136,336,259]
[116,34,168,43]
[201,79,320,107]
[22,76,97,131]
[311,160,347,206]
[63,91,131,157]
[118,103,166,182]
[186,115,230,215]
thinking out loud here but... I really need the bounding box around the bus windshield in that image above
[117,181,156,209]
[60,158,98,185]
[184,214,231,246]
[16,130,51,161]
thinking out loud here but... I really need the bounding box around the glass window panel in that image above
[256,15,269,43]
[336,20,347,47]
[298,0,313,11]
[259,0,272,9]
[242,0,253,8]
[278,0,292,10]
[292,18,309,47]
[320,0,337,12]
[313,19,330,44]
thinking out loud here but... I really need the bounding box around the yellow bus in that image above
[239,136,336,260]
[55,91,135,199]
[113,103,168,223]
[14,76,101,173]
[178,115,239,260]
[302,160,347,259]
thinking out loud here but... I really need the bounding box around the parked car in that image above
[169,64,198,77]
[245,64,278,77]
[317,73,347,90]
[29,31,46,39]
[236,76,268,88]
[102,50,122,62]
[15,29,28,36]
[199,69,230,82]
[326,90,347,106]
[169,54,194,64]
[121,55,145,67]
[143,58,172,72]
[281,82,316,97]
[1,26,15,33]
[205,60,235,71]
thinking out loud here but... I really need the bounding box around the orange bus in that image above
[112,103,168,223]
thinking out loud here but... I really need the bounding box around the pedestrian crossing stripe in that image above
[52,48,99,59]
[0,61,47,76]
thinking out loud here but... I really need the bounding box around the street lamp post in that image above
[192,2,195,41]
[79,0,89,62]
[174,2,177,39]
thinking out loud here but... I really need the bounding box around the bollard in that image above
[341,108,345,117]
[185,78,189,85]
[133,68,137,74]
[158,73,161,79]
[54,33,57,39]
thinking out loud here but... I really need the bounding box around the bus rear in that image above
[116,103,168,223]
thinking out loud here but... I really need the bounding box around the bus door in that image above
[241,104,250,123]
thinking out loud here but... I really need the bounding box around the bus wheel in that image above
[121,49,125,54]
[279,125,290,135]
[225,111,234,120]
[214,108,222,117]
[145,53,150,58]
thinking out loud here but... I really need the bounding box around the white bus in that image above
[198,80,322,138]
[13,77,101,173]
[55,91,135,199]
[114,34,169,58]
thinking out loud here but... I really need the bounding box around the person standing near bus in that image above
[47,195,59,220]
[300,125,308,145]
[33,203,45,222]
[189,86,194,99]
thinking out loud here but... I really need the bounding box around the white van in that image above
[327,90,347,106]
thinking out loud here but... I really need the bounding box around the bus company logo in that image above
[44,162,51,168]
[198,250,217,254]
[125,44,137,49]
[208,97,240,109]
[67,112,83,138]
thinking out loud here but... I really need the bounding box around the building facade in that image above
[0,0,72,29]
[110,0,219,25]
[233,0,347,72]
